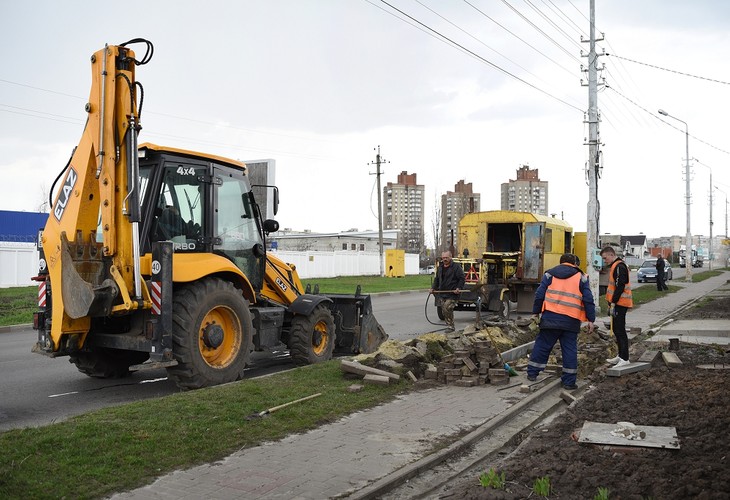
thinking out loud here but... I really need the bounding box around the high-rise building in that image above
[501,165,548,215]
[384,171,425,252]
[441,180,480,253]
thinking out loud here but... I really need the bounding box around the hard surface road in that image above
[0,267,685,433]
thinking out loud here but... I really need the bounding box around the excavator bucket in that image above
[326,291,388,355]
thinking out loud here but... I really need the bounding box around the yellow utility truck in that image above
[439,210,577,317]
[32,40,386,389]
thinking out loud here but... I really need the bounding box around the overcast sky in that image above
[2,1,729,246]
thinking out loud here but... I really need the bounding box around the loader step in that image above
[129,359,179,371]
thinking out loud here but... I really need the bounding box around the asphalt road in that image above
[0,267,687,433]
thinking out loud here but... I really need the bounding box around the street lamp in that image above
[658,109,692,281]
[714,185,728,239]
[694,160,714,270]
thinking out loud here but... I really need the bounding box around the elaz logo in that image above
[275,277,288,292]
[53,167,78,221]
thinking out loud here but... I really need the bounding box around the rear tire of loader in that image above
[71,349,149,379]
[167,278,252,390]
[436,305,445,321]
[289,305,336,366]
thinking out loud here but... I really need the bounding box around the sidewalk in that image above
[111,271,730,500]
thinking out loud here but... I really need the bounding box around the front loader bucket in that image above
[326,293,388,355]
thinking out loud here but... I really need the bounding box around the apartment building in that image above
[384,171,425,252]
[501,165,548,215]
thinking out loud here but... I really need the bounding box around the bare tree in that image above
[37,183,50,213]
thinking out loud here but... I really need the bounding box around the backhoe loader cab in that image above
[32,40,386,390]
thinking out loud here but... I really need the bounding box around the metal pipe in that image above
[95,45,108,179]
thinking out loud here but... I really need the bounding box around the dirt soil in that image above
[440,297,730,500]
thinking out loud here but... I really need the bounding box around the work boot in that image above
[562,383,578,390]
[605,356,620,364]
[445,326,455,333]
[527,375,536,382]
[614,358,631,368]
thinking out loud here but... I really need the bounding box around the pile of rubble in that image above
[343,319,613,387]
[345,323,526,386]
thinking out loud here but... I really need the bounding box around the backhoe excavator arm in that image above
[40,40,152,353]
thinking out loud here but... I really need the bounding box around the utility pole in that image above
[369,146,388,276]
[582,0,603,305]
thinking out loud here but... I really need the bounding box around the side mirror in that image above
[263,219,279,234]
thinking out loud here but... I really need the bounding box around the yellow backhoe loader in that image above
[32,39,387,389]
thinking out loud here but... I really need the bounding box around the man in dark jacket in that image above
[655,254,668,291]
[431,251,465,332]
[527,254,596,390]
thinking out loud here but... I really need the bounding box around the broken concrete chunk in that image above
[363,374,390,385]
[406,370,418,382]
[519,384,531,393]
[347,384,364,393]
[560,391,577,404]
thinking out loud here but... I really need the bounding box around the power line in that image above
[606,54,730,86]
[376,0,583,112]
[412,0,583,109]
[521,0,584,52]
[462,0,576,77]
[499,0,582,64]
[543,0,586,38]
[0,78,336,143]
[606,85,730,155]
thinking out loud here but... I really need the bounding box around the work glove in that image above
[528,314,540,333]
[608,304,617,317]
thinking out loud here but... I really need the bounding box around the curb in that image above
[0,323,31,334]
[349,377,563,500]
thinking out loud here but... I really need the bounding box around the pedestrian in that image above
[600,246,633,367]
[655,254,669,291]
[527,253,596,390]
[431,250,465,333]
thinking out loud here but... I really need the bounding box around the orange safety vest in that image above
[541,265,588,321]
[606,259,633,308]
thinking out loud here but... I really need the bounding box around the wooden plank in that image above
[578,421,680,449]
[662,352,683,367]
[340,360,401,380]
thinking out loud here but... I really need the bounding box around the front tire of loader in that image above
[167,278,252,390]
[289,305,336,366]
[71,349,149,379]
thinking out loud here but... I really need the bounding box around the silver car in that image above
[636,258,673,283]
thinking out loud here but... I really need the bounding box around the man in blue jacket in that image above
[526,254,596,390]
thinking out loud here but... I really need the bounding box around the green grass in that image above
[0,286,36,327]
[598,284,682,314]
[302,274,433,294]
[689,268,726,282]
[0,276,433,327]
[0,361,406,499]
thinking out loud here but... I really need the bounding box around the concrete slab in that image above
[660,320,730,338]
[662,352,683,367]
[637,350,660,364]
[606,362,650,377]
[650,334,730,345]
[578,421,680,449]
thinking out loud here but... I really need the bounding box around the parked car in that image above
[419,265,435,275]
[636,258,673,283]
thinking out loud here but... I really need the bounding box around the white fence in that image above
[0,243,39,288]
[271,250,420,279]
[0,246,420,288]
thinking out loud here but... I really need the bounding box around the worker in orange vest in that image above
[601,246,633,367]
[527,253,596,390]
